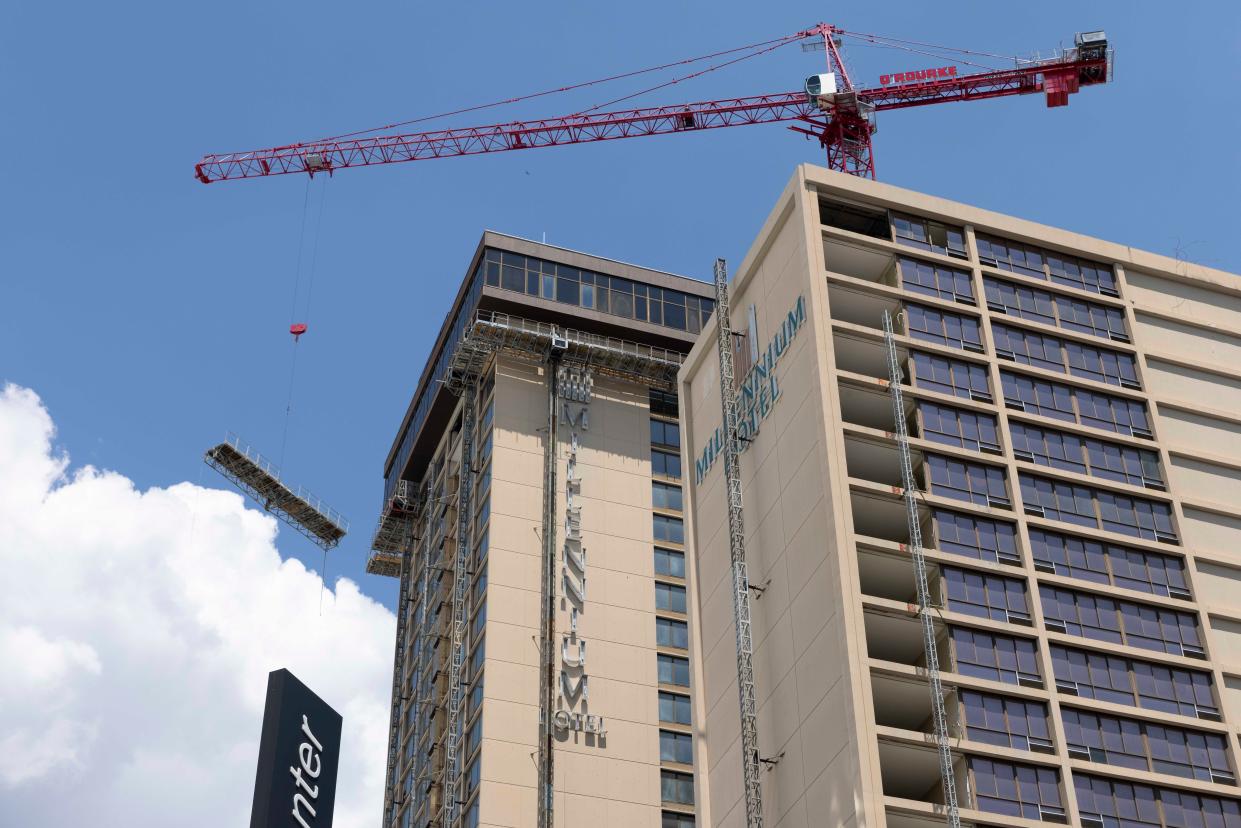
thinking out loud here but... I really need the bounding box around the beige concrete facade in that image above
[378,234,707,828]
[680,165,1241,828]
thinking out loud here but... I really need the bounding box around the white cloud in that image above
[0,384,395,827]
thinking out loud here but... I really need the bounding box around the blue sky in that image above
[3,1,1238,612]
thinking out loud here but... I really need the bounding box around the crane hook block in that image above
[290,323,308,341]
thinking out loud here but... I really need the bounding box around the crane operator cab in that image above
[805,71,838,109]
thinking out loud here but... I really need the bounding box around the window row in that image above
[1010,421,1164,490]
[934,510,1021,566]
[951,626,1042,687]
[656,582,687,613]
[892,212,968,259]
[1062,707,1233,784]
[992,323,1139,389]
[926,454,1010,508]
[662,812,696,828]
[1029,529,1190,600]
[657,617,689,649]
[969,757,1065,822]
[906,303,984,352]
[652,448,683,479]
[1019,473,1178,543]
[984,276,1129,342]
[1075,773,1241,828]
[943,566,1030,625]
[1002,370,1152,438]
[977,233,1119,297]
[919,402,1001,454]
[899,256,975,304]
[651,418,681,449]
[1051,644,1219,721]
[660,729,693,764]
[480,248,715,333]
[660,691,692,725]
[661,770,694,805]
[658,653,690,686]
[912,351,992,402]
[654,514,685,545]
[960,689,1052,752]
[653,481,684,512]
[655,547,686,579]
[1041,584,1203,658]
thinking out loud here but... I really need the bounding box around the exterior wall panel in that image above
[683,165,1241,828]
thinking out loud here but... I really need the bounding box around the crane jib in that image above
[193,40,1110,184]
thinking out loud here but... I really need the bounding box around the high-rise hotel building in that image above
[680,165,1241,828]
[369,232,713,828]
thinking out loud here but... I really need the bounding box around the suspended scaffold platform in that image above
[367,479,420,576]
[366,309,684,577]
[205,433,349,551]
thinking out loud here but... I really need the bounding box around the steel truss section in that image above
[412,499,436,824]
[536,351,562,828]
[195,93,818,183]
[369,479,419,576]
[447,310,684,393]
[442,387,477,828]
[204,433,348,550]
[377,489,426,824]
[713,258,765,828]
[882,311,962,828]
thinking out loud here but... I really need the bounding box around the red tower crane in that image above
[193,24,1112,184]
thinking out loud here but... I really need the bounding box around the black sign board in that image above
[250,668,343,828]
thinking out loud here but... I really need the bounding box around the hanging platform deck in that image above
[205,433,348,551]
[366,480,420,577]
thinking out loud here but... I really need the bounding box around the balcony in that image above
[850,487,929,545]
[825,236,898,285]
[839,379,909,432]
[871,671,955,735]
[863,605,947,669]
[834,329,897,380]
[877,736,966,806]
[829,282,902,331]
[846,433,911,489]
[858,545,923,604]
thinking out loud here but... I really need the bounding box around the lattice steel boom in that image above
[194,25,1111,184]
[883,311,961,828]
[713,258,765,828]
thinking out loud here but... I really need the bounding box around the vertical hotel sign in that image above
[695,296,806,484]
[250,668,343,828]
[554,364,606,739]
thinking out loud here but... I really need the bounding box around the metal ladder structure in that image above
[442,388,478,828]
[712,258,765,828]
[380,481,422,826]
[882,310,962,827]
[412,487,437,821]
[536,351,562,828]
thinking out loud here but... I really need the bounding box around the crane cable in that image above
[278,176,328,472]
[837,30,1016,72]
[572,35,804,116]
[305,31,807,144]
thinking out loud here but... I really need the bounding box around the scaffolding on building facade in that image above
[882,310,962,828]
[712,258,766,828]
[374,308,685,828]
